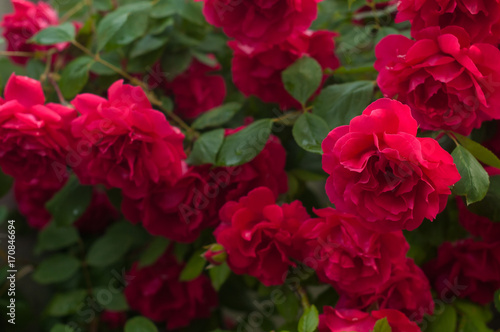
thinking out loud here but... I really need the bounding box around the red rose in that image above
[297,207,408,295]
[200,0,319,46]
[124,252,217,330]
[457,198,500,244]
[122,131,288,243]
[424,239,500,305]
[214,186,310,286]
[15,177,119,231]
[1,0,71,65]
[0,74,76,184]
[375,26,500,135]
[230,30,340,109]
[101,311,127,330]
[396,0,500,44]
[164,57,226,119]
[70,80,185,199]
[322,98,460,232]
[318,307,420,332]
[338,258,434,321]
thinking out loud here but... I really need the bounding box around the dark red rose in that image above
[318,307,421,332]
[15,177,119,231]
[322,98,461,232]
[124,252,217,330]
[424,239,500,305]
[122,130,288,243]
[338,258,434,322]
[297,207,408,295]
[164,57,226,119]
[214,186,310,286]
[230,30,340,110]
[1,0,71,65]
[199,0,319,46]
[101,311,127,330]
[396,0,500,44]
[0,74,76,184]
[457,198,500,243]
[375,26,500,135]
[70,80,185,199]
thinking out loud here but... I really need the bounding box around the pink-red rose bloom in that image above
[1,0,71,65]
[396,0,500,44]
[322,98,460,232]
[297,207,409,295]
[338,258,434,321]
[230,30,340,109]
[101,311,127,330]
[124,252,217,330]
[0,74,76,184]
[199,0,319,46]
[318,307,421,332]
[70,80,185,199]
[214,186,310,286]
[163,57,226,119]
[122,131,288,243]
[375,26,500,135]
[424,239,500,305]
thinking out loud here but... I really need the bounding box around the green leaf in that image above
[46,290,87,317]
[209,263,231,291]
[138,237,170,268]
[454,133,500,169]
[276,288,300,322]
[90,52,122,75]
[452,145,490,205]
[125,316,158,332]
[130,35,168,58]
[93,0,113,11]
[427,305,457,332]
[26,59,45,80]
[282,57,323,106]
[110,4,152,47]
[30,22,75,45]
[313,81,373,128]
[86,228,134,267]
[93,287,129,311]
[186,129,225,166]
[468,175,500,222]
[372,317,392,332]
[96,9,130,51]
[50,324,75,332]
[298,305,319,332]
[37,223,79,252]
[59,56,94,99]
[293,113,330,154]
[216,119,273,167]
[151,0,204,23]
[0,170,13,198]
[32,254,80,284]
[192,103,242,130]
[160,50,193,80]
[46,175,93,226]
[375,27,400,44]
[179,249,206,281]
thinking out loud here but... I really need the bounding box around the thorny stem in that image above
[48,73,68,105]
[60,1,87,23]
[0,51,36,57]
[272,110,303,125]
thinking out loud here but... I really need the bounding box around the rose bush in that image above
[1,0,499,331]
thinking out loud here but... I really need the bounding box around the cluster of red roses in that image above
[379,0,500,310]
[200,0,340,109]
